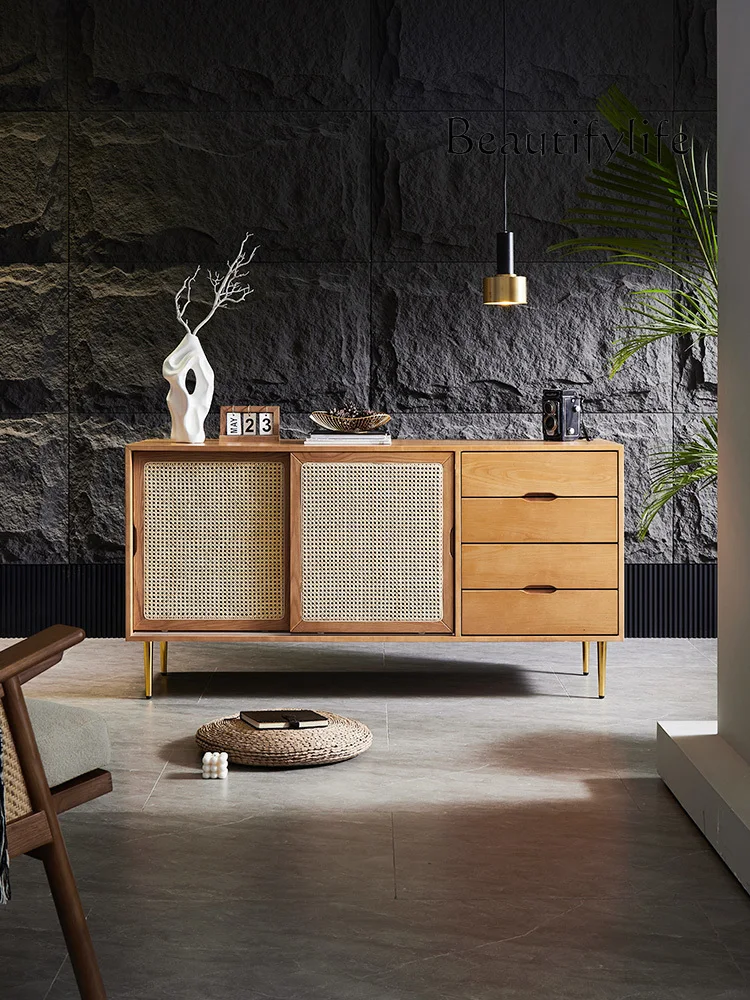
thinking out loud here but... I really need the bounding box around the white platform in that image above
[657,721,750,894]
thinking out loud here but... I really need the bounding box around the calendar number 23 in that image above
[258,412,273,435]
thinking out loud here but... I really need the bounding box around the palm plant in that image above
[549,86,717,539]
[639,417,718,539]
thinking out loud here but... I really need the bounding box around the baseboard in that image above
[625,563,716,638]
[657,721,750,895]
[0,563,717,639]
[0,565,125,638]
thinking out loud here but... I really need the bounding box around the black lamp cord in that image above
[502,0,508,232]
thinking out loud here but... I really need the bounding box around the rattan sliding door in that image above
[132,453,289,631]
[290,452,454,633]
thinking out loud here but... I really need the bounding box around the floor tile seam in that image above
[104,765,174,776]
[614,770,650,813]
[550,663,574,700]
[196,661,220,703]
[382,885,736,906]
[113,809,394,834]
[387,892,741,904]
[34,886,748,906]
[73,895,403,915]
[140,762,169,811]
[612,788,660,814]
[80,891,733,906]
[686,638,718,663]
[71,889,406,908]
[41,945,70,999]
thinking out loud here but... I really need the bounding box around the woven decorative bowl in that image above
[195,712,372,768]
[309,411,391,434]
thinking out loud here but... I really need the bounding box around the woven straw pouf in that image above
[195,712,372,768]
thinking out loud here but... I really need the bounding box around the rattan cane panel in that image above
[143,461,285,620]
[301,462,444,622]
[0,702,32,823]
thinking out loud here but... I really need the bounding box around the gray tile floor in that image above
[3,637,750,999]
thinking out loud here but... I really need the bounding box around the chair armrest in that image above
[0,626,86,687]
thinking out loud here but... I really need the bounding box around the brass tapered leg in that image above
[582,641,590,675]
[597,641,607,698]
[143,642,153,699]
[159,641,168,675]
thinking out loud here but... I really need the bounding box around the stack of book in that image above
[304,429,392,447]
[240,710,329,729]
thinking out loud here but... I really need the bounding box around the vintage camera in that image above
[542,389,583,442]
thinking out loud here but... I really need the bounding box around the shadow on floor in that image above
[158,664,546,699]
[477,728,658,775]
[4,759,750,998]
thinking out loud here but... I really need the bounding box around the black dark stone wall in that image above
[0,0,717,568]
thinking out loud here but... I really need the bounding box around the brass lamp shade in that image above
[484,231,527,306]
[483,273,527,306]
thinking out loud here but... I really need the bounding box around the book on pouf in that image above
[239,710,329,730]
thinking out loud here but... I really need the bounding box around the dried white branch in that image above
[193,232,259,337]
[174,266,200,334]
[173,233,259,338]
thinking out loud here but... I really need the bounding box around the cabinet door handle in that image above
[522,585,557,594]
[521,492,558,501]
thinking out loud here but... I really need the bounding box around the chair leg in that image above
[3,675,107,999]
[582,642,590,675]
[143,642,153,699]
[597,641,607,698]
[38,838,107,999]
[159,641,168,676]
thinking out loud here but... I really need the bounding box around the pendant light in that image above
[483,0,527,306]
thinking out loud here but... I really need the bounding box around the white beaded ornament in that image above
[202,751,229,779]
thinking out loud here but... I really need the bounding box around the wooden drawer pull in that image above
[522,492,558,501]
[522,585,557,594]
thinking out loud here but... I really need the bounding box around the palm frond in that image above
[610,283,717,374]
[550,86,716,287]
[609,330,678,375]
[676,142,718,283]
[548,86,718,539]
[638,418,718,539]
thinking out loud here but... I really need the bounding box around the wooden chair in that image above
[1,625,112,999]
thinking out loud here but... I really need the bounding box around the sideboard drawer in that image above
[462,498,618,543]
[462,543,618,590]
[462,589,619,636]
[462,451,618,497]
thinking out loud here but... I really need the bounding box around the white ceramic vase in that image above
[162,332,215,444]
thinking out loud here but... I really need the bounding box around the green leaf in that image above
[638,418,718,539]
[548,86,717,538]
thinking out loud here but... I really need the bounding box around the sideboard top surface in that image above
[127,438,623,454]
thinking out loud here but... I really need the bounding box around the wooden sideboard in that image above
[125,438,624,697]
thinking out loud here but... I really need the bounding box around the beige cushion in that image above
[26,700,111,788]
